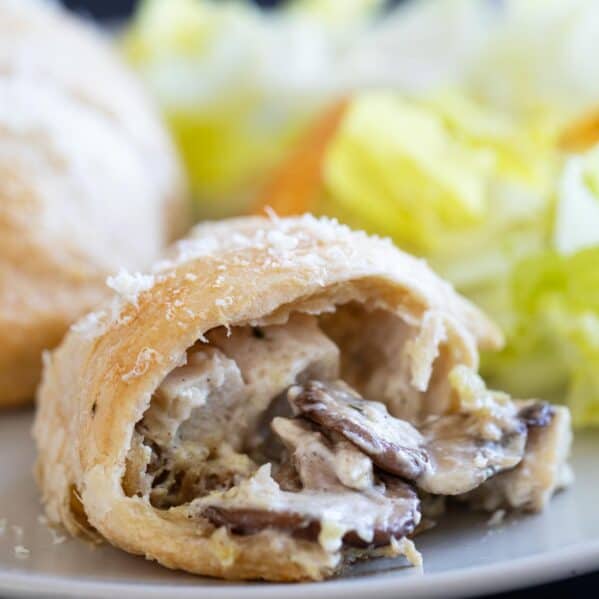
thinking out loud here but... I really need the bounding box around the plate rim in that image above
[1,537,598,599]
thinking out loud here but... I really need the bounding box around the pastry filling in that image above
[123,307,570,561]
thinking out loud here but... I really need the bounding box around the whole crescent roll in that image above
[34,215,572,581]
[0,0,188,407]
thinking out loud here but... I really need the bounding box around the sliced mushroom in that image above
[197,465,420,549]
[271,417,374,492]
[417,368,530,495]
[518,401,554,428]
[463,404,571,513]
[202,506,320,540]
[289,379,529,495]
[288,380,428,479]
[194,412,421,552]
[346,477,420,548]
[417,412,526,495]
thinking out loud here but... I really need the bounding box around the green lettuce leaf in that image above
[322,89,599,426]
[484,247,599,427]
[322,89,556,263]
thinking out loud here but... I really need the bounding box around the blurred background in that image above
[61,0,409,20]
[62,0,283,19]
[54,0,599,433]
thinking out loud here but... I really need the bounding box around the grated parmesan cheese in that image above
[106,269,154,306]
[70,310,107,338]
[151,214,394,280]
[231,232,251,246]
[266,229,298,251]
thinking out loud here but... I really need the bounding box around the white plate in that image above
[1,407,598,599]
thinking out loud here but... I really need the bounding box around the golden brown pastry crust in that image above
[34,215,501,581]
[0,0,188,407]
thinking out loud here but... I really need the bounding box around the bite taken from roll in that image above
[34,215,572,582]
[0,0,188,407]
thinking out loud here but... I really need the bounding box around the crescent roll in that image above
[34,215,572,581]
[0,0,188,407]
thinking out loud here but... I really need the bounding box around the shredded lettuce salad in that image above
[320,92,599,427]
[484,151,599,427]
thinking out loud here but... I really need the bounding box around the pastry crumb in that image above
[14,545,30,559]
[11,525,23,541]
[392,537,423,567]
[50,529,67,545]
[37,513,68,544]
[209,527,237,568]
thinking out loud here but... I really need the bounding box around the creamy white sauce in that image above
[192,465,411,551]
[272,417,374,492]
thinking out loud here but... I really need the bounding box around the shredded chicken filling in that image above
[123,306,569,560]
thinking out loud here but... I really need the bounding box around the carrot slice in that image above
[253,99,348,216]
[559,108,599,152]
